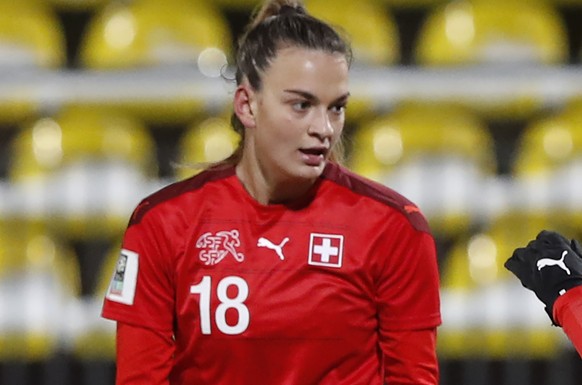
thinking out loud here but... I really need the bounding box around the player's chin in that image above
[284,152,327,180]
[295,161,326,180]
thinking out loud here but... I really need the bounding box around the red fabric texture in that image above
[554,285,582,357]
[382,328,439,384]
[116,322,174,385]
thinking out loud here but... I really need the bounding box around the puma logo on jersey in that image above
[537,250,571,275]
[257,237,289,260]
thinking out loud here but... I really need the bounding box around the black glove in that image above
[505,230,582,325]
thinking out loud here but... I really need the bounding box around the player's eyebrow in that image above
[333,93,351,104]
[283,89,351,104]
[284,89,317,102]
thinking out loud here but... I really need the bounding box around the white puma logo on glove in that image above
[537,250,571,275]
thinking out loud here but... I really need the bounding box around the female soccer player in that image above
[102,1,441,383]
[506,230,582,357]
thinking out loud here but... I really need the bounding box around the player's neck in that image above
[235,156,315,205]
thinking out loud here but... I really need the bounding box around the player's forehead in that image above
[261,45,350,99]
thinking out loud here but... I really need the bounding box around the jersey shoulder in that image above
[323,163,430,233]
[128,166,236,227]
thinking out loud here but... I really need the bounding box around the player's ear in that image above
[234,82,257,129]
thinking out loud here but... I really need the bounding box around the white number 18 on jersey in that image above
[190,276,250,335]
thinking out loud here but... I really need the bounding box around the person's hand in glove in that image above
[505,230,582,325]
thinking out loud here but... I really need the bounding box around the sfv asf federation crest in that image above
[196,230,245,266]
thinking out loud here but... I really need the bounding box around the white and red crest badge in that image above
[196,230,245,266]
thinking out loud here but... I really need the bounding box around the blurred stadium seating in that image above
[442,211,576,292]
[415,0,569,66]
[47,0,108,12]
[439,211,576,359]
[175,115,240,180]
[512,98,582,232]
[513,99,582,179]
[0,219,80,361]
[0,1,66,69]
[0,1,66,126]
[414,0,570,119]
[78,0,232,125]
[213,0,262,11]
[306,0,400,66]
[379,0,447,8]
[8,106,156,240]
[80,0,232,70]
[349,102,496,239]
[69,241,120,362]
[306,0,401,123]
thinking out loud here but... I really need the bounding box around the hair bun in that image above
[279,4,304,16]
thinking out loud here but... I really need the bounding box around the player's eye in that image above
[292,100,311,111]
[330,103,346,115]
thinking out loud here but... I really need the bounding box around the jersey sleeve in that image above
[375,221,441,331]
[375,215,441,383]
[102,201,176,332]
[382,328,439,385]
[553,285,582,357]
[116,322,175,385]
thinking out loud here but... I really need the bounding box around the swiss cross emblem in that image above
[308,233,344,268]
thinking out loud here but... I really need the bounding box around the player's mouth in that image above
[299,147,328,166]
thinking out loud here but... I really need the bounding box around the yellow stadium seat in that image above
[47,0,108,12]
[349,102,495,237]
[70,241,121,361]
[416,0,568,66]
[9,106,157,239]
[0,1,66,125]
[438,211,574,358]
[512,100,582,230]
[350,102,495,176]
[80,0,232,70]
[10,106,157,181]
[442,212,575,291]
[305,0,401,123]
[306,0,400,66]
[414,0,569,119]
[0,1,66,69]
[549,0,582,5]
[0,219,80,360]
[378,0,447,8]
[78,0,232,124]
[213,0,261,11]
[513,100,582,179]
[176,116,241,180]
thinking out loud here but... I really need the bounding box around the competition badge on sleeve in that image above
[106,249,139,305]
[308,233,344,268]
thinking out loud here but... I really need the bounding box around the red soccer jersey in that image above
[554,285,582,357]
[102,163,441,384]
